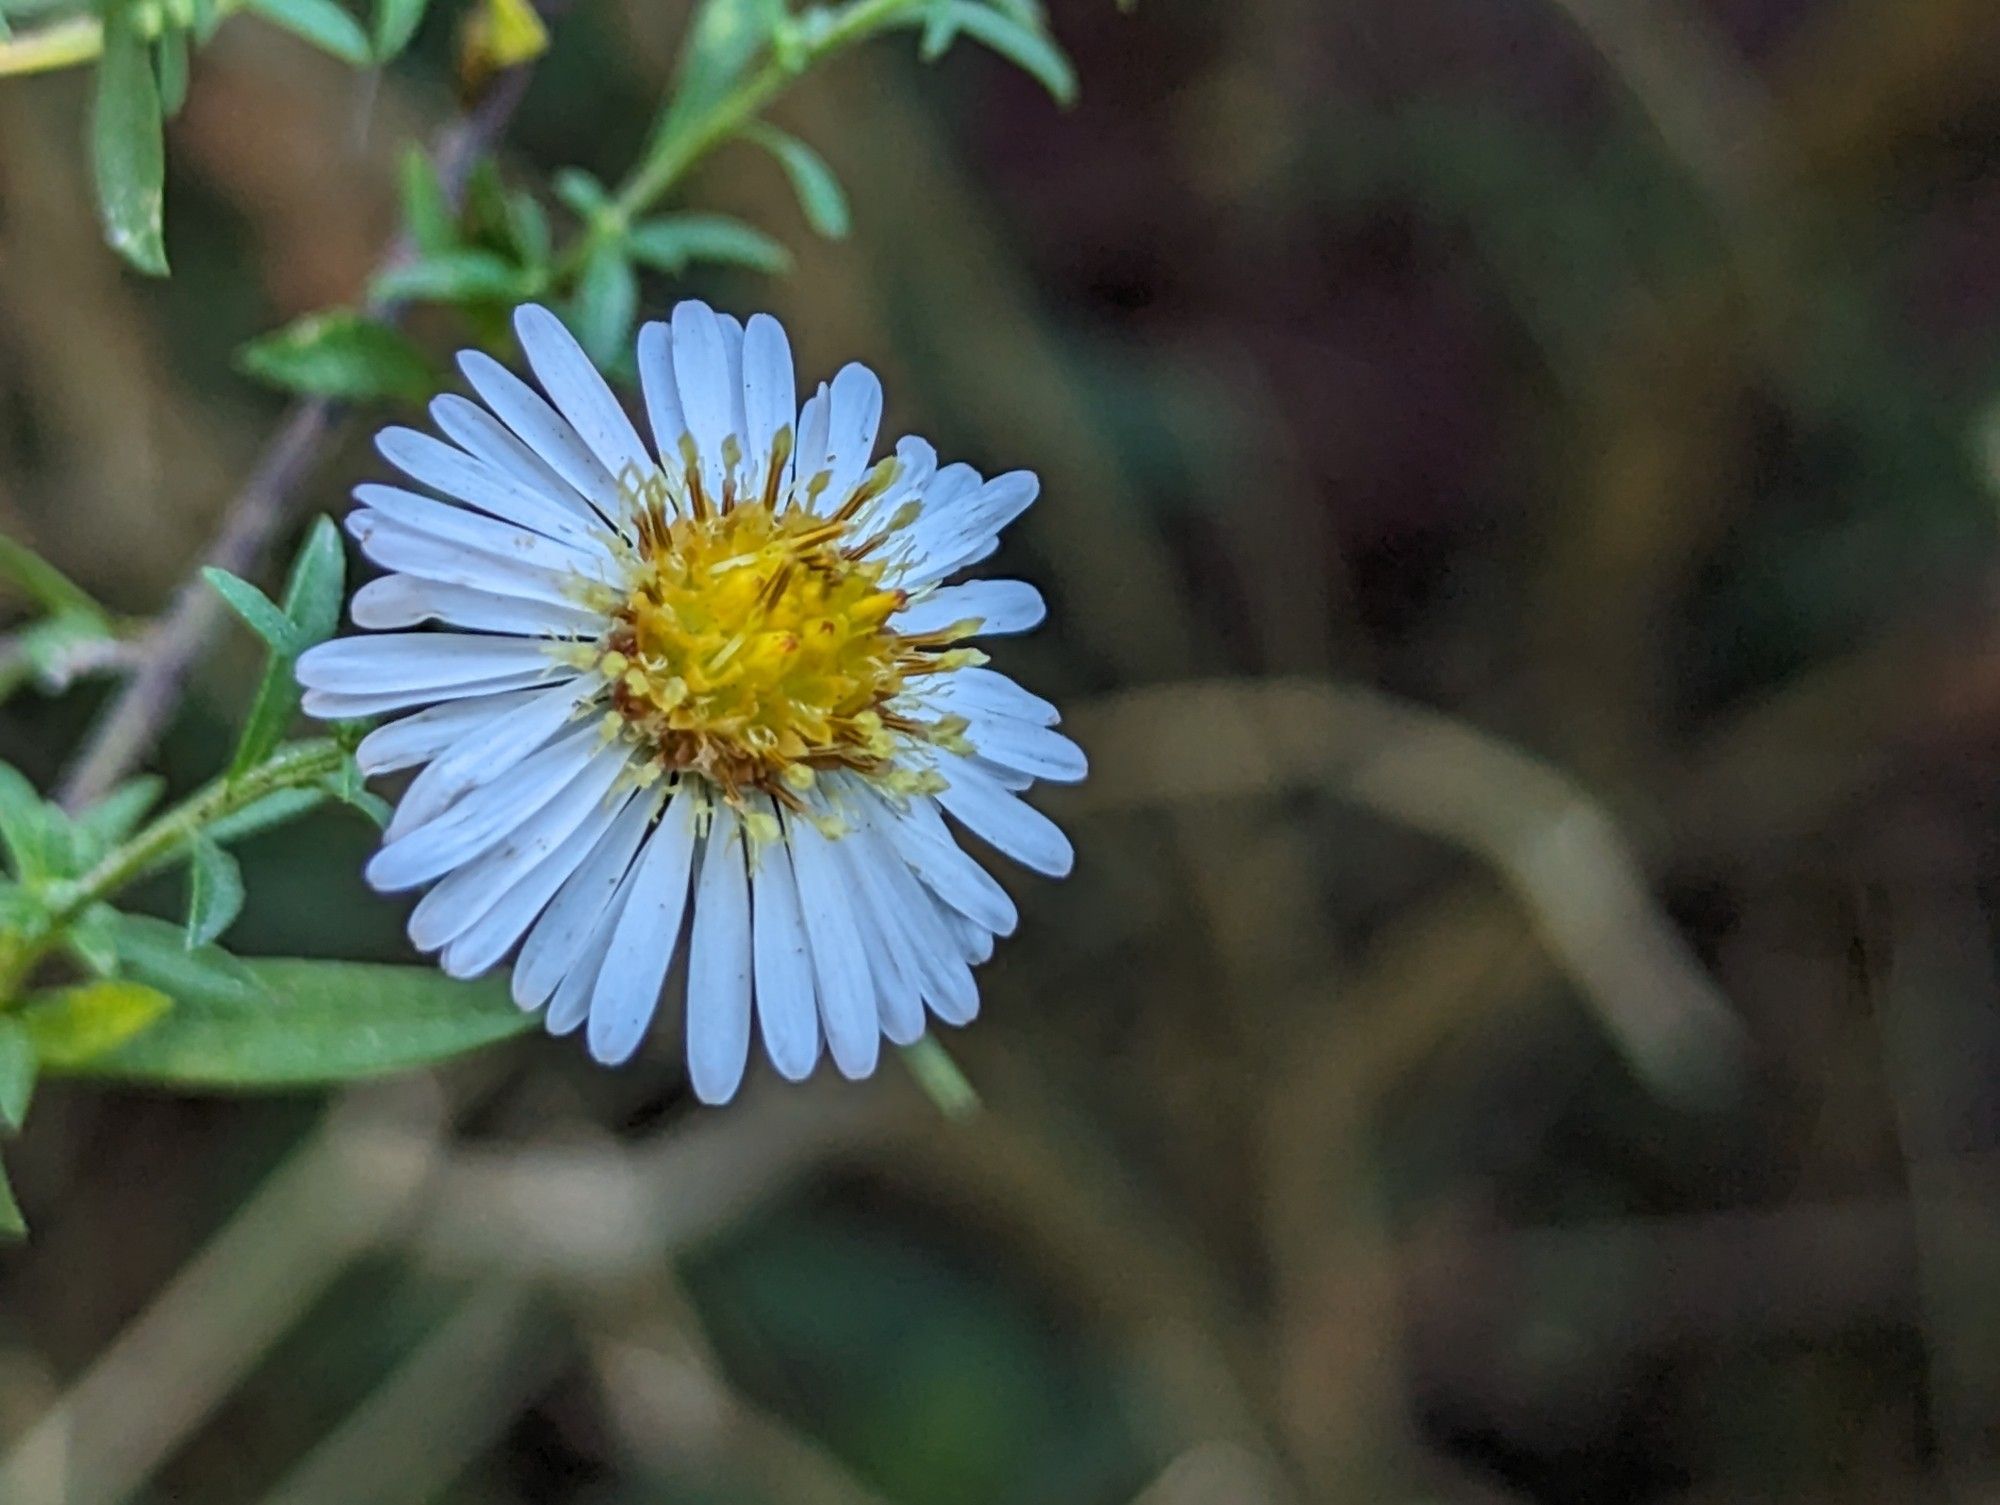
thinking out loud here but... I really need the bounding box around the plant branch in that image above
[54,62,541,813]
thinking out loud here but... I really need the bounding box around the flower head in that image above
[296,302,1084,1100]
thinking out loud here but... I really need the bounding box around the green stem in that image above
[66,739,344,912]
[0,738,344,1005]
[552,0,927,282]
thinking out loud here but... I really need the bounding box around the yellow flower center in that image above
[586,467,974,804]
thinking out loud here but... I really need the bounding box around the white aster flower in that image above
[296,301,1084,1101]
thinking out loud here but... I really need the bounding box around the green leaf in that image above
[398,147,455,255]
[504,190,551,270]
[650,0,786,161]
[0,532,106,622]
[370,249,535,305]
[742,123,850,240]
[191,0,222,42]
[63,903,123,976]
[203,568,295,651]
[228,517,346,776]
[70,775,165,868]
[572,241,637,368]
[920,0,960,60]
[319,751,390,828]
[237,309,435,402]
[89,923,535,1086]
[0,1018,36,1132]
[0,1160,23,1240]
[200,785,329,848]
[626,212,791,276]
[0,763,65,887]
[184,835,244,949]
[246,0,372,65]
[92,0,169,276]
[372,0,429,60]
[17,979,173,1071]
[552,167,612,220]
[153,24,189,118]
[945,2,1076,105]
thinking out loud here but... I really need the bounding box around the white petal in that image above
[786,815,881,1080]
[819,362,883,508]
[829,828,927,1045]
[971,757,1034,792]
[440,789,632,979]
[587,786,701,1065]
[430,393,597,526]
[385,677,596,840]
[740,313,796,499]
[513,786,661,1009]
[792,383,830,505]
[845,803,979,1025]
[350,575,602,637]
[546,855,642,1038]
[685,803,754,1104]
[301,673,555,720]
[350,483,612,583]
[408,745,625,954]
[670,301,734,497]
[636,321,687,490]
[375,427,610,552]
[750,818,820,1081]
[873,794,1019,936]
[346,510,593,611]
[936,760,1074,877]
[922,665,1061,726]
[895,580,1045,639]
[513,304,656,492]
[943,902,996,969]
[458,349,627,522]
[899,471,1039,587]
[717,313,749,487]
[297,632,562,694]
[967,719,1087,785]
[355,689,544,775]
[366,727,614,892]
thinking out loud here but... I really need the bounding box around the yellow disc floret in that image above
[586,465,974,804]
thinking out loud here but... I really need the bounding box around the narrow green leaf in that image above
[626,212,791,276]
[372,0,429,60]
[572,241,637,368]
[552,167,612,220]
[650,0,786,162]
[370,249,535,305]
[900,1036,982,1119]
[505,190,551,270]
[86,936,534,1086]
[92,0,169,275]
[229,517,346,776]
[202,568,295,651]
[0,763,61,887]
[70,775,165,869]
[63,903,123,976]
[947,2,1076,105]
[191,0,222,42]
[741,123,850,240]
[0,1160,24,1240]
[0,1018,36,1132]
[0,532,106,622]
[200,785,329,848]
[237,309,435,402]
[320,751,391,828]
[920,0,958,60]
[153,25,189,118]
[185,836,244,949]
[17,980,172,1071]
[398,147,455,255]
[246,0,372,65]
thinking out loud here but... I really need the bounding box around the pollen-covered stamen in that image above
[596,478,965,800]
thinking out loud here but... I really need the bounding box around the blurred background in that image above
[5,0,2000,1499]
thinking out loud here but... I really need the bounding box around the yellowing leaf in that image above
[18,980,172,1071]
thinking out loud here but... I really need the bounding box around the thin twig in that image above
[54,64,539,813]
